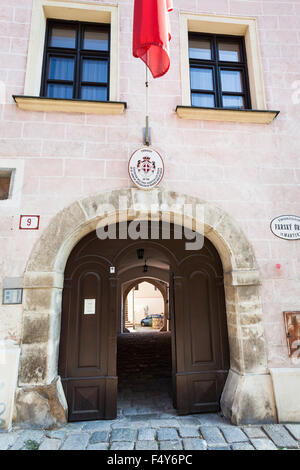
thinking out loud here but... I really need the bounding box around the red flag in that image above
[133,0,173,79]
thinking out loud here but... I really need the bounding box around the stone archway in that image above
[15,188,277,427]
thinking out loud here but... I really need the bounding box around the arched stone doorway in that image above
[15,189,277,426]
[58,225,230,420]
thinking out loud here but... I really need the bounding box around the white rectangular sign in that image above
[3,289,22,305]
[84,299,96,315]
[19,215,40,230]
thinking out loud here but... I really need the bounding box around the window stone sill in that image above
[13,96,127,115]
[176,106,280,124]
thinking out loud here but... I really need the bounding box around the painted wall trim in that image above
[176,106,279,124]
[13,95,127,115]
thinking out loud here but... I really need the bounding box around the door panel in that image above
[189,272,214,364]
[176,373,220,413]
[169,270,177,409]
[59,260,117,421]
[174,258,229,414]
[78,273,101,369]
[67,379,106,422]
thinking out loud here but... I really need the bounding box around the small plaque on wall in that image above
[128,147,164,190]
[84,299,96,315]
[3,288,23,305]
[283,311,300,357]
[270,215,300,240]
[19,215,40,230]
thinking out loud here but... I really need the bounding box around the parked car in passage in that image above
[141,314,163,327]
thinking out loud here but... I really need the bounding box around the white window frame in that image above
[179,12,266,110]
[24,0,119,102]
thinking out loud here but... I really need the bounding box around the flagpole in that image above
[145,61,150,146]
[133,0,173,146]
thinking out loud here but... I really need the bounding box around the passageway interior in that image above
[117,331,173,413]
[116,234,174,412]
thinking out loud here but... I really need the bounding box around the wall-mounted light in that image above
[143,261,148,273]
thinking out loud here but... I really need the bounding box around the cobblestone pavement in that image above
[2,414,300,451]
[1,380,300,451]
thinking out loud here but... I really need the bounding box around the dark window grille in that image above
[41,19,110,101]
[189,33,251,109]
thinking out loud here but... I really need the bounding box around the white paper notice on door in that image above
[84,298,96,315]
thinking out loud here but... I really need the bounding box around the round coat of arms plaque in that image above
[128,147,164,190]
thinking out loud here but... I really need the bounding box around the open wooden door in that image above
[168,269,177,409]
[59,258,118,422]
[172,257,230,415]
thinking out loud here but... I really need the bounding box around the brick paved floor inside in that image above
[117,331,174,416]
[1,332,300,450]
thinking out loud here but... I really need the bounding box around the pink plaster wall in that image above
[0,0,299,369]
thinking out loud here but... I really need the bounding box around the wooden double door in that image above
[59,229,230,421]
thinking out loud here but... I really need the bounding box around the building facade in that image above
[0,0,300,430]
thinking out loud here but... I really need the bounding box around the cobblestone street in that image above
[1,379,300,451]
[1,415,300,451]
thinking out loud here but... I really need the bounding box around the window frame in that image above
[40,19,111,102]
[0,169,15,201]
[189,32,252,110]
[0,160,24,209]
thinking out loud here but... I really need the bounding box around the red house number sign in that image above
[19,215,40,230]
